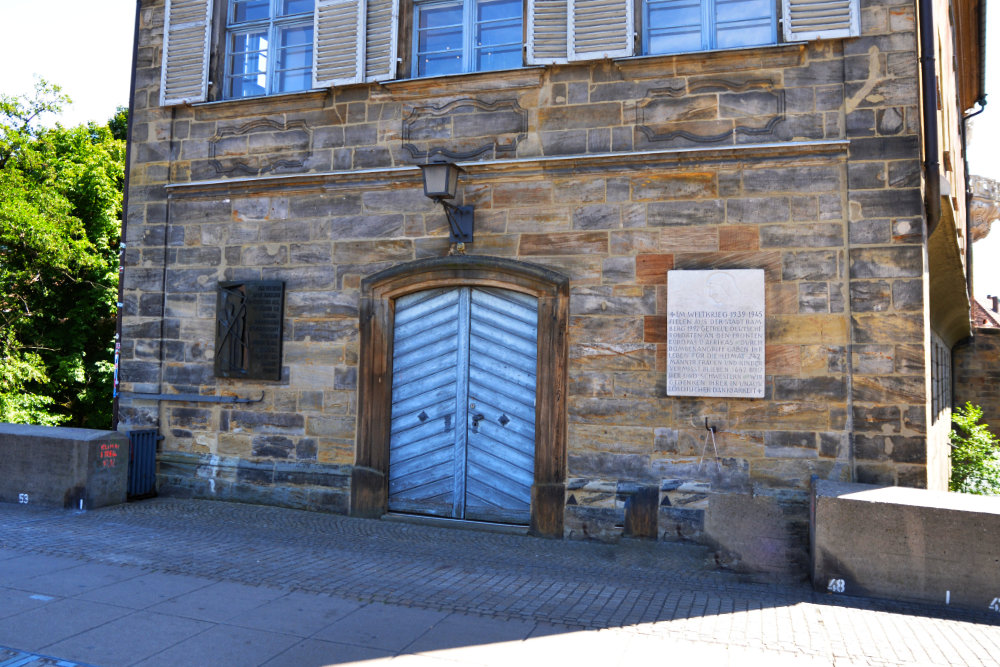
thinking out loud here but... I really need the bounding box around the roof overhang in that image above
[929,196,973,346]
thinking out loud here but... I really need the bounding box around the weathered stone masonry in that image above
[118,0,964,574]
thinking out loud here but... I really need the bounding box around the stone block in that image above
[761,223,843,248]
[850,280,891,311]
[782,250,840,281]
[718,225,759,251]
[660,226,718,252]
[812,480,1000,612]
[726,197,790,223]
[573,204,621,230]
[648,200,725,226]
[519,232,608,256]
[538,102,623,131]
[632,173,716,201]
[0,425,129,509]
[743,165,841,194]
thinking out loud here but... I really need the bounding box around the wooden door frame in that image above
[352,256,569,537]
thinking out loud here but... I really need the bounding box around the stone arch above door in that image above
[352,256,569,538]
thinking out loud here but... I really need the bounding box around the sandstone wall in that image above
[954,328,1000,437]
[120,0,931,573]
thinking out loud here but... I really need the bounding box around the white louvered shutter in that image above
[782,0,860,42]
[160,0,213,106]
[314,0,367,87]
[568,0,634,61]
[527,0,569,64]
[365,0,399,81]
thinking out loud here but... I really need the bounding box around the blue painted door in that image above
[388,287,537,524]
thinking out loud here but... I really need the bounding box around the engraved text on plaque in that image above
[667,269,765,398]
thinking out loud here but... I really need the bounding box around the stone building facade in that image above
[119,0,984,573]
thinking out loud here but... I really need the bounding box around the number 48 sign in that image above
[990,598,1000,613]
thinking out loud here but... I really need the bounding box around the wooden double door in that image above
[388,286,538,524]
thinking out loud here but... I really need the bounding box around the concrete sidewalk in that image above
[0,499,998,666]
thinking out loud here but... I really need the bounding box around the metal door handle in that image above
[471,413,485,432]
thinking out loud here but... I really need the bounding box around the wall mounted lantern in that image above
[419,162,474,248]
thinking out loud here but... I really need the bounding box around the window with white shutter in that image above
[527,0,569,64]
[782,0,859,42]
[161,0,215,106]
[314,0,366,86]
[568,0,634,61]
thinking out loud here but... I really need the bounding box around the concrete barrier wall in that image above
[0,424,129,509]
[812,479,1000,613]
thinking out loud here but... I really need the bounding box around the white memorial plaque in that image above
[667,269,765,398]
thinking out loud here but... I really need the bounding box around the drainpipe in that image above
[918,0,941,236]
[963,99,987,301]
[113,0,143,430]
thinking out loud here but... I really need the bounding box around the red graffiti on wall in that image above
[99,442,119,468]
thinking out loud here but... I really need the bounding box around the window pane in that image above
[277,24,313,91]
[476,0,521,72]
[277,68,312,92]
[230,75,268,98]
[715,0,774,49]
[419,2,463,29]
[281,0,314,16]
[477,22,520,47]
[478,0,521,22]
[419,52,464,77]
[233,0,270,23]
[646,0,704,54]
[476,44,520,71]
[416,1,463,76]
[230,31,269,75]
[419,26,463,53]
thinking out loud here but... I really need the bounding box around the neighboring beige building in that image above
[118,0,985,573]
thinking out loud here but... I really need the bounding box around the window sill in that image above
[376,67,547,99]
[614,42,807,78]
[191,89,329,117]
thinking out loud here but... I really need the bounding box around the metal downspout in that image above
[113,0,143,430]
[918,0,941,235]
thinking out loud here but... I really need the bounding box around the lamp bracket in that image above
[436,198,474,244]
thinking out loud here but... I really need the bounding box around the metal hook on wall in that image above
[704,417,716,434]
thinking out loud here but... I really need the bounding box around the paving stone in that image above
[0,499,998,667]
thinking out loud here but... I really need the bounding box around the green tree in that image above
[0,80,125,428]
[949,402,1000,495]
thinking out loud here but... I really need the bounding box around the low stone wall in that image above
[0,424,129,509]
[811,479,1000,613]
[954,327,1000,437]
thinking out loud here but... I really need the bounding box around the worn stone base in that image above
[157,452,351,514]
[0,424,129,510]
[813,480,1000,612]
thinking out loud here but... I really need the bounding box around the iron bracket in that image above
[121,392,265,404]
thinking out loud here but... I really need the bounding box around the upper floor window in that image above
[643,0,776,55]
[413,0,523,78]
[225,0,315,99]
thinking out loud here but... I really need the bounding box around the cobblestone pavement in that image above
[1,498,999,666]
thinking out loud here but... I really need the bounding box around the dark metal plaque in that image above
[215,281,284,380]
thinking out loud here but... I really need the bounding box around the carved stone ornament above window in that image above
[208,119,314,177]
[636,78,786,148]
[402,98,528,162]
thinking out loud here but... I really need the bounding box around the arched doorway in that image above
[352,256,569,537]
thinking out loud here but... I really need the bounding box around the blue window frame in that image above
[225,0,315,99]
[413,0,523,78]
[643,0,776,55]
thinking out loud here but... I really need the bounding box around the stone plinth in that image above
[812,479,1000,613]
[0,424,129,509]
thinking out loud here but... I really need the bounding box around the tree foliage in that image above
[949,402,1000,495]
[0,80,125,428]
